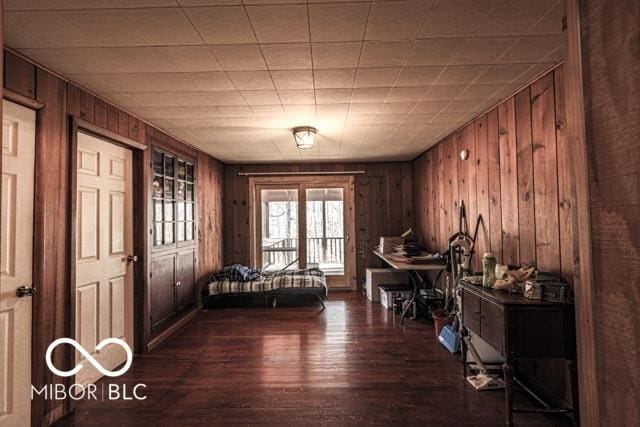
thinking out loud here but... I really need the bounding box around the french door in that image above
[251,176,355,290]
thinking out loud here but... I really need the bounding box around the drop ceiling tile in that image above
[412,100,449,113]
[246,5,309,43]
[475,0,557,36]
[209,44,267,71]
[433,65,487,86]
[421,85,466,101]
[178,0,241,5]
[450,37,519,65]
[456,84,504,100]
[204,90,247,105]
[350,88,390,103]
[374,115,405,125]
[121,8,204,45]
[474,63,532,84]
[498,35,564,63]
[271,70,314,89]
[404,38,465,66]
[283,104,316,120]
[394,66,443,87]
[312,42,361,69]
[278,89,315,105]
[313,69,356,89]
[432,111,470,123]
[120,91,214,107]
[308,3,370,42]
[184,72,236,91]
[43,47,178,73]
[316,103,349,117]
[241,90,281,105]
[358,41,413,67]
[404,114,436,124]
[262,43,312,70]
[418,0,494,38]
[159,46,222,71]
[95,73,197,92]
[112,1,180,7]
[380,102,416,114]
[346,115,376,125]
[216,105,254,116]
[513,62,557,84]
[441,99,484,113]
[365,0,429,40]
[4,20,49,48]
[528,2,564,35]
[227,71,274,90]
[387,86,427,102]
[184,6,255,44]
[348,102,383,114]
[5,0,119,9]
[5,11,98,48]
[355,68,400,88]
[316,88,352,104]
[58,10,151,46]
[250,105,286,117]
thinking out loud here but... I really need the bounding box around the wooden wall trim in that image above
[75,118,147,151]
[564,0,598,424]
[3,88,44,109]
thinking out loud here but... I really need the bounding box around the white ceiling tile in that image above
[348,102,383,114]
[359,41,413,67]
[246,5,309,43]
[394,66,443,87]
[121,8,203,45]
[5,11,99,48]
[421,85,466,101]
[262,43,312,70]
[380,102,416,114]
[374,114,405,125]
[184,72,236,90]
[387,86,426,101]
[178,0,240,5]
[350,88,390,103]
[440,99,484,113]
[278,89,316,105]
[433,65,487,86]
[450,37,519,65]
[475,0,558,36]
[498,35,564,64]
[346,115,376,125]
[528,2,564,35]
[209,44,267,71]
[316,88,352,104]
[184,6,256,44]
[412,100,449,113]
[456,85,503,100]
[309,3,370,42]
[418,0,494,38]
[404,114,436,124]
[251,105,286,117]
[204,90,247,105]
[313,69,356,89]
[159,46,222,71]
[354,68,400,88]
[474,63,533,84]
[241,90,281,105]
[271,70,314,89]
[312,42,361,69]
[365,0,430,40]
[227,71,274,90]
[404,38,465,66]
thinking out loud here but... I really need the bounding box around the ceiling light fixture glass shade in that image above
[293,126,317,149]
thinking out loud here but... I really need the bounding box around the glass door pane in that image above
[260,188,299,271]
[306,188,344,276]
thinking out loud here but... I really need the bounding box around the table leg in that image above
[401,273,418,325]
[460,326,468,378]
[503,361,514,426]
[569,359,580,426]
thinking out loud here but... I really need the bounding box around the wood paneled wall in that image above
[223,163,413,284]
[571,0,640,424]
[413,65,574,282]
[3,49,224,426]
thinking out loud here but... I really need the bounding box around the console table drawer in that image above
[480,299,504,354]
[462,292,481,334]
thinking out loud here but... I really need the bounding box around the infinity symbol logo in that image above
[45,338,133,378]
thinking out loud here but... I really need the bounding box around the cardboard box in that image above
[379,236,404,254]
[366,268,409,302]
[379,284,412,310]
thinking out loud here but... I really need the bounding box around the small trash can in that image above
[432,309,454,337]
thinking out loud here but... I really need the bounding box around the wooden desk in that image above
[373,251,446,323]
[459,281,577,426]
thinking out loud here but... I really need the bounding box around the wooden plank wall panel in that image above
[412,64,574,406]
[223,162,413,285]
[530,72,560,274]
[413,65,569,277]
[574,0,640,423]
[3,49,225,426]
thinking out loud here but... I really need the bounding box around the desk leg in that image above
[503,361,514,426]
[460,326,468,378]
[401,272,418,325]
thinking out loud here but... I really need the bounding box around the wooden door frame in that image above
[249,175,357,290]
[68,117,148,391]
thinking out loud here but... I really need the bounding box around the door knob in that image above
[126,255,138,264]
[16,286,37,298]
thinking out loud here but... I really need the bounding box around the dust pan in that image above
[466,373,505,391]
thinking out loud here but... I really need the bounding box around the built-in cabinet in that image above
[149,147,197,335]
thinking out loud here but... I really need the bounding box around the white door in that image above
[75,132,133,387]
[0,100,36,427]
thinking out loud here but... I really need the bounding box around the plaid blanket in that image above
[206,268,327,296]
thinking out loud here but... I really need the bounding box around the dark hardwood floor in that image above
[57,292,569,426]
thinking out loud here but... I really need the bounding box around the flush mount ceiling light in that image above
[293,126,317,149]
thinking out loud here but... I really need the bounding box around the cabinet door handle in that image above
[176,281,182,287]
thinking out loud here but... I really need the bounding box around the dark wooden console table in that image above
[459,281,578,426]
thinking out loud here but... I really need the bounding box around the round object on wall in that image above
[460,149,469,160]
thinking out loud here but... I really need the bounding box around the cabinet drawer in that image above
[462,290,481,335]
[480,299,504,354]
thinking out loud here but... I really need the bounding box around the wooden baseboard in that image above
[147,308,200,352]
